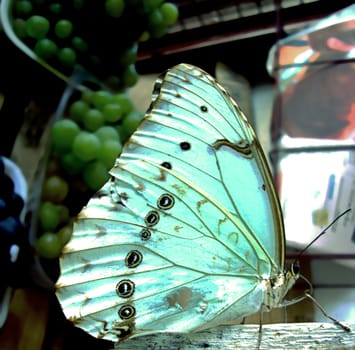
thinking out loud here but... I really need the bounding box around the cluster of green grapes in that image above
[12,0,179,90]
[35,89,144,259]
[10,0,179,259]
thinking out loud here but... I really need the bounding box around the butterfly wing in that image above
[56,64,285,341]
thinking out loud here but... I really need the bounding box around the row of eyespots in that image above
[116,250,143,297]
[116,250,143,319]
[116,97,208,324]
[139,193,175,239]
[117,193,175,321]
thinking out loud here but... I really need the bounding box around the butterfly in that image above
[55,63,301,342]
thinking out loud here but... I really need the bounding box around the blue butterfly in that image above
[55,63,329,341]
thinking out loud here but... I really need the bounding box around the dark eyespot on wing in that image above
[180,141,191,151]
[116,280,135,298]
[157,193,175,210]
[125,250,143,268]
[144,211,160,226]
[118,305,136,320]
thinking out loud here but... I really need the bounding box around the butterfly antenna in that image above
[292,208,351,265]
[292,209,352,332]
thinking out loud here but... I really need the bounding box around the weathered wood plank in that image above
[114,323,355,350]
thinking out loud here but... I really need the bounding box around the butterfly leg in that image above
[258,307,264,333]
[282,306,288,323]
[255,308,264,349]
[305,292,351,332]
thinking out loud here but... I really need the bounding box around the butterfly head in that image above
[263,262,301,311]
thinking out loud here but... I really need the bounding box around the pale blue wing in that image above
[56,64,285,341]
[122,63,284,266]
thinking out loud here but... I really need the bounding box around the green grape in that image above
[112,93,133,115]
[13,19,27,39]
[58,47,77,67]
[60,152,85,175]
[122,64,139,87]
[148,8,164,27]
[92,90,113,110]
[39,201,61,232]
[57,223,73,246]
[72,131,101,162]
[98,139,122,169]
[95,125,120,142]
[119,44,138,66]
[102,103,123,123]
[139,31,150,42]
[35,232,62,259]
[83,160,110,191]
[51,119,80,154]
[34,38,58,59]
[143,0,164,13]
[116,125,127,143]
[69,99,89,123]
[121,110,144,136]
[42,175,69,203]
[57,204,70,224]
[55,19,73,39]
[82,109,105,131]
[105,0,125,18]
[148,8,168,38]
[160,2,179,25]
[49,3,63,14]
[149,22,167,38]
[81,89,94,104]
[15,1,33,17]
[71,36,88,52]
[25,15,50,39]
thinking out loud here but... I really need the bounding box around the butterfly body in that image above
[56,64,298,341]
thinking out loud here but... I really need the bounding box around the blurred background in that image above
[0,1,354,349]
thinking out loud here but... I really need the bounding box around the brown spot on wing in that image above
[120,192,129,201]
[166,287,192,309]
[154,168,166,182]
[135,181,145,192]
[172,184,187,195]
[95,224,107,238]
[197,199,208,213]
[174,225,183,233]
[80,256,92,273]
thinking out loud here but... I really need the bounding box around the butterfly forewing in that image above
[56,64,286,341]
